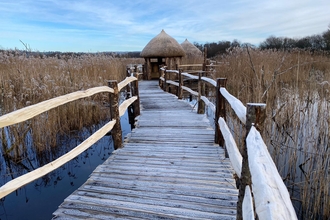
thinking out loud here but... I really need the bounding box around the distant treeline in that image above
[1,27,329,59]
[195,26,330,58]
[0,49,141,59]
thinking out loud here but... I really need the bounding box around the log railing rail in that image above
[0,67,142,200]
[160,64,297,220]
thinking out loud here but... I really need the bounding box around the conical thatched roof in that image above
[141,30,185,58]
[181,39,202,57]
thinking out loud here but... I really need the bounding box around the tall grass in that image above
[0,50,143,159]
[214,47,330,219]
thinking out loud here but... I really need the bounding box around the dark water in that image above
[0,111,131,220]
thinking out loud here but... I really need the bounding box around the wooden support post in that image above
[203,46,208,64]
[141,65,144,80]
[126,67,131,99]
[159,65,163,87]
[132,72,140,118]
[177,69,183,99]
[126,68,134,129]
[108,80,123,150]
[197,72,205,114]
[236,103,266,220]
[215,78,227,147]
[146,58,151,80]
[134,65,137,74]
[164,69,168,92]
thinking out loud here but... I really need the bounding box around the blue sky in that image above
[0,0,329,52]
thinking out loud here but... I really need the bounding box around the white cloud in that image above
[0,0,329,51]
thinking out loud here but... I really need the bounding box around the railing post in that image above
[215,78,227,147]
[108,80,123,150]
[126,67,131,99]
[134,65,137,74]
[197,72,205,114]
[159,65,163,87]
[236,103,266,220]
[163,69,168,91]
[141,64,144,81]
[177,69,183,99]
[132,72,140,118]
[126,68,135,129]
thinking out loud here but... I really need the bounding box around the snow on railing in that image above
[166,80,179,87]
[247,126,298,220]
[243,186,254,220]
[201,96,215,113]
[181,72,199,80]
[160,65,297,220]
[201,76,216,87]
[182,86,199,96]
[220,88,246,124]
[218,117,242,176]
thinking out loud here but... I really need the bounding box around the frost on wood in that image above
[201,77,216,87]
[182,86,199,96]
[165,70,179,74]
[166,80,179,87]
[243,186,254,220]
[247,126,297,220]
[220,88,246,124]
[181,72,199,80]
[218,117,242,177]
[201,96,215,113]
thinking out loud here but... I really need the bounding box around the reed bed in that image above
[0,50,143,161]
[213,47,330,219]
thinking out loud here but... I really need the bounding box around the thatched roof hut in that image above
[181,39,202,58]
[141,30,185,79]
[141,30,185,58]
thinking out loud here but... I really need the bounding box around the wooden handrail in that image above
[161,66,297,220]
[118,76,137,91]
[119,96,137,117]
[0,120,116,199]
[181,72,199,80]
[0,70,142,200]
[201,77,216,87]
[246,126,297,219]
[0,86,114,128]
[181,86,199,96]
[220,88,246,124]
[218,117,242,176]
[178,64,203,67]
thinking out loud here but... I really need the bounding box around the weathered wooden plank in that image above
[84,178,238,200]
[64,192,236,216]
[53,80,238,219]
[59,195,235,220]
[93,167,235,183]
[80,184,236,207]
[88,173,236,190]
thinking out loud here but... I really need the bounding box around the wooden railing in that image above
[160,65,297,220]
[0,67,142,200]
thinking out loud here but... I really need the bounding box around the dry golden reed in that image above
[0,50,143,157]
[213,47,330,219]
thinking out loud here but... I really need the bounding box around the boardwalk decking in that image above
[53,81,238,219]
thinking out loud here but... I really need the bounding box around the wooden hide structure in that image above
[140,30,185,79]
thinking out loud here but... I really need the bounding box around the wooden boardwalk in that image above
[53,81,238,219]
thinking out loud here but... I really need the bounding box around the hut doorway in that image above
[150,58,166,79]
